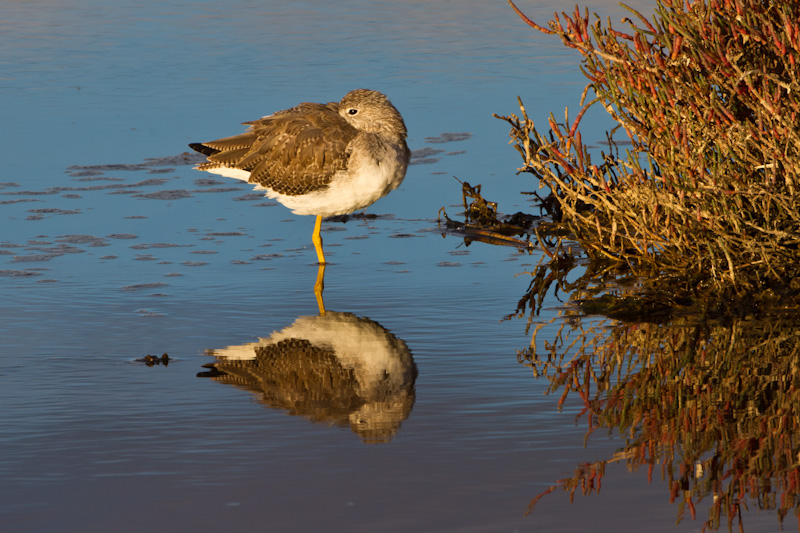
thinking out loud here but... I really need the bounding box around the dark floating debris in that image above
[0,199,40,205]
[194,178,226,187]
[192,187,244,194]
[438,180,536,250]
[135,353,170,367]
[12,254,59,263]
[29,244,84,255]
[27,208,81,216]
[136,309,166,317]
[56,235,109,246]
[6,178,171,196]
[72,176,125,182]
[410,147,445,166]
[425,132,472,144]
[65,152,203,177]
[134,189,192,200]
[0,269,42,277]
[325,212,383,223]
[130,243,191,250]
[121,282,169,291]
[3,190,59,196]
[232,193,266,202]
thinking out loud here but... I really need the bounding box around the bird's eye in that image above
[348,108,358,115]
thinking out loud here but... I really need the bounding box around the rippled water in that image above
[0,0,786,531]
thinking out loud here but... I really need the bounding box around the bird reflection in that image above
[198,311,417,444]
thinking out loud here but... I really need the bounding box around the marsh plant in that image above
[498,0,800,294]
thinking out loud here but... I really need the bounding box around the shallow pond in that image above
[1,1,792,531]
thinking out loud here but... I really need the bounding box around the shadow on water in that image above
[504,248,800,531]
[198,310,418,445]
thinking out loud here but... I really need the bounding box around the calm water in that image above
[0,1,788,531]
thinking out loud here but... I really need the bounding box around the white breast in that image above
[268,135,408,217]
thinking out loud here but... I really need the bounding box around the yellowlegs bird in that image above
[189,89,410,265]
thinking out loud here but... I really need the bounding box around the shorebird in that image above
[189,89,410,265]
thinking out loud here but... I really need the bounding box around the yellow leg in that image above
[314,263,326,314]
[312,215,326,264]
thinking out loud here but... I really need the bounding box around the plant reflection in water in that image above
[199,311,417,444]
[511,251,800,531]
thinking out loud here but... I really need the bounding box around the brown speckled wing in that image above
[198,102,357,196]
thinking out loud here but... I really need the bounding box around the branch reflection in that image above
[513,253,800,530]
[199,312,417,444]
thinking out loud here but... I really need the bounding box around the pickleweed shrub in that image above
[499,0,800,291]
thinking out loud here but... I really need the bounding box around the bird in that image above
[188,89,410,265]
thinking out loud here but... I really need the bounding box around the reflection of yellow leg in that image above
[314,263,326,314]
[312,215,326,264]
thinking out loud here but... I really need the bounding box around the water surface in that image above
[1,0,787,531]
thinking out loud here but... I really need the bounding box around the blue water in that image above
[0,0,785,531]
